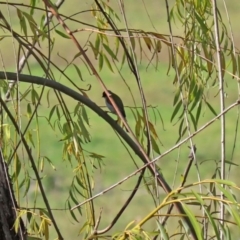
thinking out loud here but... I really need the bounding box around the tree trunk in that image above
[0,150,26,240]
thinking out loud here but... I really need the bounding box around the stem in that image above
[212,1,225,238]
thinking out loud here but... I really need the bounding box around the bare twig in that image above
[212,1,226,238]
[88,169,146,238]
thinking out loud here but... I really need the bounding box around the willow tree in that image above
[0,0,240,239]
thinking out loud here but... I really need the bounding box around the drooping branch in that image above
[0,71,198,239]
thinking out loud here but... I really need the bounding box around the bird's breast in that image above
[105,100,116,114]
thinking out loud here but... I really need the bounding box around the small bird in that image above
[102,90,128,131]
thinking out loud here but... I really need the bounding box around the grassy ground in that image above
[2,0,240,239]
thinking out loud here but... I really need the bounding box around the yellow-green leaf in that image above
[55,29,70,39]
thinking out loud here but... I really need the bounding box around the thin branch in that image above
[212,1,225,238]
[88,169,146,238]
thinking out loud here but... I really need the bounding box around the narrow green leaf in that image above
[22,12,37,36]
[181,203,203,240]
[225,160,238,166]
[204,206,219,239]
[73,184,85,197]
[189,111,197,131]
[15,154,22,179]
[135,113,141,139]
[23,174,30,197]
[27,131,35,148]
[191,191,204,205]
[171,100,182,122]
[17,9,27,37]
[30,0,36,15]
[225,204,240,228]
[103,43,118,60]
[62,122,71,135]
[194,11,208,33]
[121,52,126,69]
[115,37,120,56]
[31,88,39,105]
[225,225,232,240]
[20,89,31,100]
[218,221,226,238]
[49,105,56,121]
[178,119,184,139]
[67,200,79,222]
[202,44,213,73]
[173,89,180,106]
[55,29,70,39]
[56,105,61,120]
[210,179,236,186]
[72,49,88,62]
[69,189,80,206]
[205,101,217,116]
[89,41,99,59]
[156,40,161,52]
[195,102,202,126]
[189,87,203,112]
[73,64,83,81]
[44,156,56,171]
[231,52,237,77]
[103,54,114,72]
[74,102,81,116]
[99,52,104,71]
[216,184,236,203]
[95,34,101,53]
[27,103,32,119]
[75,176,86,190]
[78,116,90,143]
[81,105,89,125]
[46,89,51,107]
[78,222,89,235]
[151,135,161,154]
[142,34,152,51]
[156,222,169,240]
[181,126,187,138]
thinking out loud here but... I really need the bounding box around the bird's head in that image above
[102,91,112,98]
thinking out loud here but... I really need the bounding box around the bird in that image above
[102,90,128,131]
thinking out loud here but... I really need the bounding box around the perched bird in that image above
[102,90,128,131]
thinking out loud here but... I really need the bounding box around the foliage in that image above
[0,0,240,239]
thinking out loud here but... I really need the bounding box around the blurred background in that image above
[1,0,240,239]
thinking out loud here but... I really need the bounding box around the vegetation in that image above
[1,0,240,239]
